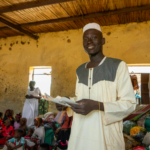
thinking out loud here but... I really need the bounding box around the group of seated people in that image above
[0,109,73,150]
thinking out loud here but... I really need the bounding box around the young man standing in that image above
[56,23,136,150]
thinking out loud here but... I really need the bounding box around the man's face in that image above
[83,29,104,56]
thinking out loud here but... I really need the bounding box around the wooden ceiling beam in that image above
[0,5,150,32]
[0,17,38,39]
[0,0,75,13]
[20,4,150,27]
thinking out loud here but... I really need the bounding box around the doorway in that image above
[128,66,150,104]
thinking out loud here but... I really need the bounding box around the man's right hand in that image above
[56,103,67,111]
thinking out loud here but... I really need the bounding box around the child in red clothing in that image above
[0,119,14,145]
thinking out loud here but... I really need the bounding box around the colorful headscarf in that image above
[44,112,54,121]
[35,117,42,128]
[4,109,13,121]
[15,114,21,118]
[5,109,12,116]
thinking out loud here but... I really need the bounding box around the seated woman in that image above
[19,118,27,136]
[31,117,45,144]
[3,110,14,126]
[0,119,14,145]
[14,114,21,130]
[25,117,45,149]
[3,129,25,150]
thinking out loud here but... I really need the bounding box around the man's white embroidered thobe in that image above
[67,57,136,150]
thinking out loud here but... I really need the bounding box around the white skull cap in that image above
[83,23,101,33]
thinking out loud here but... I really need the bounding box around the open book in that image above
[44,93,79,107]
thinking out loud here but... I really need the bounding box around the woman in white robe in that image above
[22,81,41,127]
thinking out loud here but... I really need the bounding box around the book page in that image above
[44,93,79,107]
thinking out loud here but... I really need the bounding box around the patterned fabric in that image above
[2,125,14,137]
[39,98,49,115]
[8,137,25,147]
[124,104,150,121]
[31,126,45,143]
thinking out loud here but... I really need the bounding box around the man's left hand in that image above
[69,99,98,115]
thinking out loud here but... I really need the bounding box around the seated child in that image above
[24,128,35,148]
[24,128,34,139]
[3,129,25,150]
[39,143,49,150]
[19,118,27,136]
[0,119,14,145]
[14,114,21,130]
[3,110,14,126]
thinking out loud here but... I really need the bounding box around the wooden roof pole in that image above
[0,4,150,33]
[0,4,149,30]
[0,0,75,39]
[0,17,38,39]
[20,4,150,27]
[0,0,75,13]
